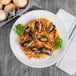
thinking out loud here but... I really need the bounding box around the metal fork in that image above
[68,24,76,40]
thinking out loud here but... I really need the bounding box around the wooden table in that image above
[0,0,76,76]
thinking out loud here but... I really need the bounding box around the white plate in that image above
[10,10,68,68]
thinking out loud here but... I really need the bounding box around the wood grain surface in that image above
[0,0,76,76]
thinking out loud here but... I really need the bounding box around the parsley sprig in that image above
[54,38,63,50]
[16,24,25,36]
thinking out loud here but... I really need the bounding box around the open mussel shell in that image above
[33,47,51,55]
[30,30,37,40]
[47,23,52,31]
[24,26,30,32]
[40,47,51,55]
[21,40,32,48]
[27,30,37,40]
[27,32,34,39]
[26,41,33,48]
[35,21,42,32]
[47,23,56,33]
[39,36,50,42]
[31,47,40,53]
[25,27,37,40]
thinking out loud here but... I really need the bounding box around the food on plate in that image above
[0,3,3,9]
[13,0,28,8]
[4,3,15,12]
[0,10,7,21]
[0,0,11,5]
[16,18,63,59]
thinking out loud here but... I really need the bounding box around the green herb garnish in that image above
[54,38,63,50]
[16,24,25,36]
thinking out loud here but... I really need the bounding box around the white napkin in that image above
[55,9,76,75]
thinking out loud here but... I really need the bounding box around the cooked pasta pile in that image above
[17,18,61,59]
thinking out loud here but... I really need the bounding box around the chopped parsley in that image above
[54,38,63,50]
[16,24,25,36]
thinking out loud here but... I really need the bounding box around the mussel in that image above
[40,47,51,55]
[25,27,33,39]
[31,47,40,53]
[27,30,37,40]
[27,31,34,39]
[21,40,32,48]
[25,26,36,40]
[25,26,30,32]
[33,46,51,55]
[47,23,56,33]
[39,36,50,42]
[35,21,42,32]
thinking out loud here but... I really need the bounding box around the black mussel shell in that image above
[27,32,34,39]
[27,30,36,40]
[33,46,51,55]
[35,21,39,29]
[47,23,52,31]
[39,36,50,42]
[26,41,33,48]
[31,47,38,51]
[47,23,56,33]
[49,25,56,33]
[41,47,51,55]
[39,47,51,55]
[25,26,30,32]
[31,47,40,53]
[21,40,32,48]
[35,21,42,32]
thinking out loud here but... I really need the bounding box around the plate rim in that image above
[10,10,69,68]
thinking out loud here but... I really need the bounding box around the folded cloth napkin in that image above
[55,9,76,75]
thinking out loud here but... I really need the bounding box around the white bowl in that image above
[10,10,68,68]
